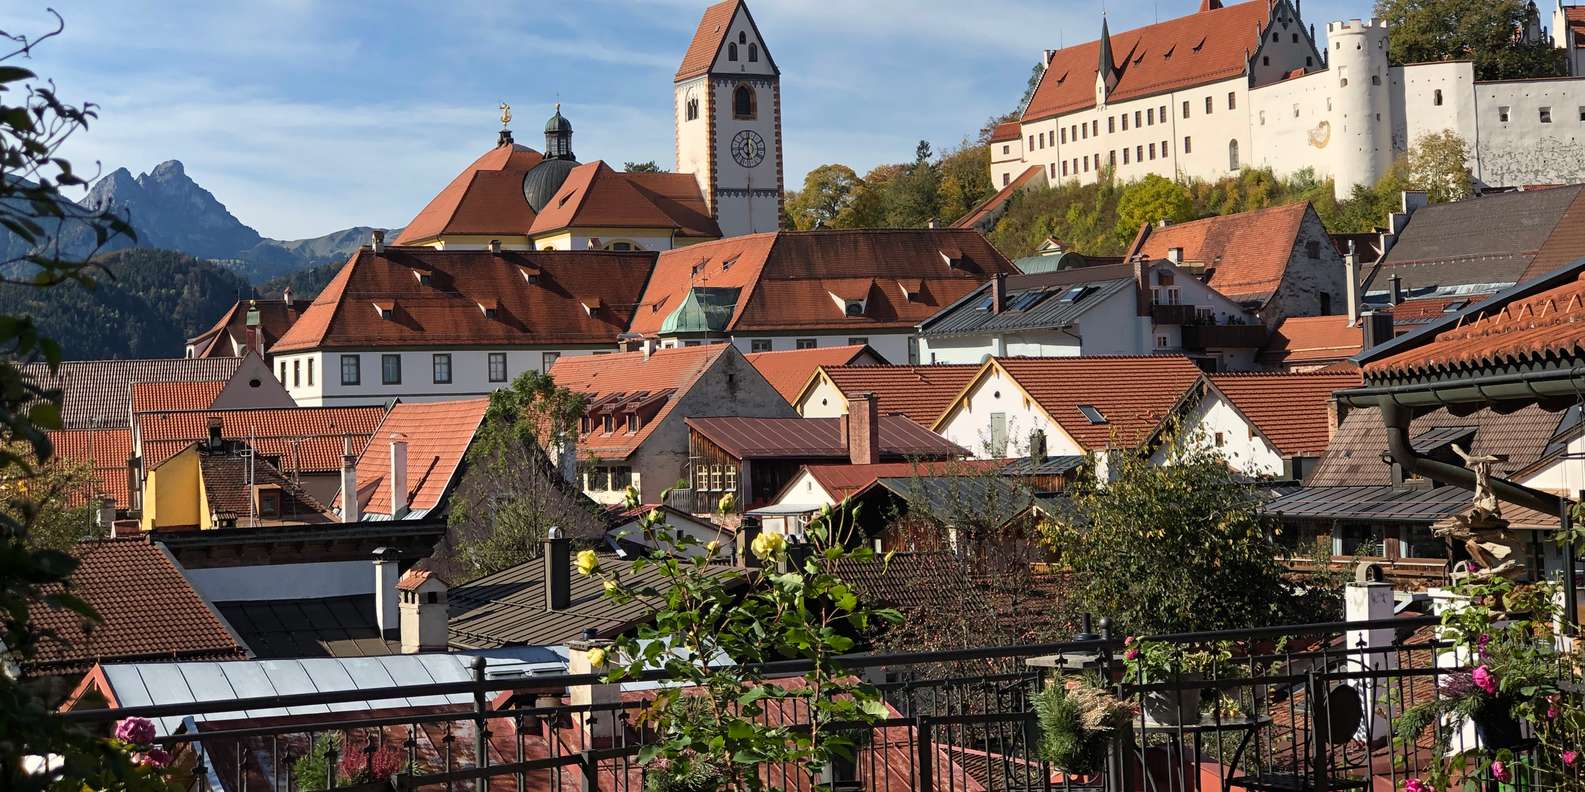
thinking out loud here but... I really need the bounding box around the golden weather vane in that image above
[499,102,512,128]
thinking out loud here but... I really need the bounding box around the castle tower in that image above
[1325,19,1393,197]
[674,0,783,237]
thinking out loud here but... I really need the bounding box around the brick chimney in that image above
[990,273,1007,314]
[846,392,881,465]
[543,527,570,611]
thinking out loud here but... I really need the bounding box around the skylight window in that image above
[1077,404,1108,424]
[1060,285,1098,303]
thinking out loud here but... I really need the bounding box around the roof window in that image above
[1077,404,1108,424]
[1060,285,1099,303]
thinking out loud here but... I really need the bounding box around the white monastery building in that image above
[991,0,1585,197]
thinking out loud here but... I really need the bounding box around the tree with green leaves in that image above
[441,370,605,579]
[0,11,178,792]
[1405,130,1473,203]
[624,160,662,173]
[591,491,902,791]
[1375,0,1565,80]
[1,446,94,552]
[783,164,864,230]
[1114,174,1193,245]
[1041,427,1296,635]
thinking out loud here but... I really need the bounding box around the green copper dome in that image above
[660,287,740,335]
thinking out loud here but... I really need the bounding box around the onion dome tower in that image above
[524,104,581,212]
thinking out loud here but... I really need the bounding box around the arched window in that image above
[1228,139,1241,170]
[728,42,738,61]
[686,97,699,121]
[1433,89,1443,106]
[748,43,758,62]
[733,84,756,119]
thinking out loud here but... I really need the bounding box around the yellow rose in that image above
[602,579,618,594]
[576,549,598,576]
[751,531,786,559]
[706,540,720,554]
[587,647,607,667]
[717,493,735,514]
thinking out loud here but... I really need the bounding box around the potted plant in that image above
[1121,638,1231,725]
[1034,677,1134,776]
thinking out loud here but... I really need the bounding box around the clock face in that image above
[731,130,767,168]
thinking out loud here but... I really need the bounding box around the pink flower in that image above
[115,717,156,747]
[1491,761,1511,782]
[134,748,171,768]
[1125,648,1140,661]
[1549,703,1561,719]
[1564,750,1578,767]
[1404,778,1434,792]
[1472,665,1498,695]
[1124,636,1135,646]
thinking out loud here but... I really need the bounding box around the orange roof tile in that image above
[187,298,310,358]
[527,161,719,239]
[816,364,983,426]
[340,399,489,518]
[744,344,877,403]
[23,357,246,429]
[800,459,1007,503]
[550,345,732,459]
[988,121,1021,143]
[47,428,134,509]
[1388,296,1473,324]
[1261,315,1364,367]
[953,166,1043,230]
[26,539,248,677]
[1023,0,1273,121]
[393,143,544,245]
[1207,371,1361,456]
[136,406,386,472]
[1130,202,1311,306]
[130,380,226,414]
[676,0,742,80]
[271,247,655,352]
[983,356,1205,450]
[631,230,1016,337]
[1365,271,1585,377]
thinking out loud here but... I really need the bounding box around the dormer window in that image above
[414,271,433,286]
[373,300,395,320]
[519,266,540,284]
[627,413,639,432]
[256,487,282,518]
[845,300,865,317]
[602,415,614,433]
[477,299,499,319]
[581,298,602,316]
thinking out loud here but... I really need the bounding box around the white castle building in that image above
[990,0,1585,197]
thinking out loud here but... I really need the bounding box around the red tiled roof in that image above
[1365,271,1585,376]
[25,538,248,677]
[953,165,1043,229]
[199,449,332,524]
[528,162,719,239]
[1520,184,1585,280]
[23,357,246,429]
[47,428,134,509]
[686,415,967,459]
[130,380,226,414]
[1023,0,1271,121]
[981,356,1204,450]
[340,399,489,517]
[744,344,877,403]
[397,568,442,591]
[815,364,983,426]
[1129,202,1311,305]
[551,345,732,459]
[801,459,1006,503]
[631,230,1016,336]
[988,121,1020,143]
[1566,6,1585,47]
[1261,315,1364,367]
[136,406,386,472]
[1206,371,1361,456]
[1388,295,1472,324]
[393,143,544,245]
[187,299,310,358]
[676,0,741,80]
[271,247,656,352]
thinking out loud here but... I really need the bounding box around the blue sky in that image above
[3,0,1361,240]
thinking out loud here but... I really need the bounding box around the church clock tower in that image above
[674,0,782,237]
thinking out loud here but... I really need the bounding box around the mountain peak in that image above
[147,159,188,182]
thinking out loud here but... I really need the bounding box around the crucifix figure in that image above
[1452,443,1501,519]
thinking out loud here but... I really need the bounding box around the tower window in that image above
[1227,91,1236,110]
[733,84,756,119]
[1182,100,1190,118]
[1205,96,1213,114]
[1184,136,1192,153]
[1108,116,1115,133]
[1146,107,1154,125]
[1540,106,1552,123]
[1262,55,1270,66]
[748,43,758,62]
[1371,74,1381,85]
[739,31,747,44]
[1433,89,1442,106]
[1498,106,1510,122]
[686,97,699,120]
[1148,143,1156,160]
[1060,128,1066,144]
[728,42,738,61]
[1228,139,1240,170]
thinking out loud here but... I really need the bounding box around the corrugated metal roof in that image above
[1370,186,1585,291]
[686,415,966,459]
[1264,485,1560,529]
[918,267,1132,338]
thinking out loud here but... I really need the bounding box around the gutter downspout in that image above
[1377,398,1560,517]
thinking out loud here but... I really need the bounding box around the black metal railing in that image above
[58,614,1578,792]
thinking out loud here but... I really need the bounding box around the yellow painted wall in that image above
[141,446,203,531]
[428,234,535,250]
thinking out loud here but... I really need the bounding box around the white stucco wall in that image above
[277,348,607,407]
[1471,76,1585,187]
[794,372,850,417]
[935,365,1079,459]
[1155,390,1285,476]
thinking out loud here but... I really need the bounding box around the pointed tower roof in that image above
[1097,14,1116,81]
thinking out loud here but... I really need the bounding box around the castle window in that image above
[1227,91,1236,110]
[1049,163,1055,178]
[1371,74,1380,85]
[1162,139,1168,156]
[1062,160,1069,177]
[1498,106,1510,122]
[1060,128,1066,144]
[1134,110,1141,127]
[1159,106,1166,123]
[1146,107,1154,125]
[1083,154,1090,171]
[1263,55,1270,66]
[1136,144,1143,161]
[749,43,758,62]
[1002,144,1009,155]
[1121,114,1129,130]
[1579,106,1584,121]
[1184,136,1192,153]
[1108,116,1115,133]
[1433,89,1442,106]
[1109,150,1116,166]
[1205,96,1213,114]
[1092,119,1099,136]
[739,31,747,44]
[686,97,699,120]
[728,42,738,61]
[1148,143,1156,160]
[1540,106,1552,123]
[1182,100,1190,118]
[1306,56,1313,67]
[1259,110,1266,125]
[733,84,756,119]
[1029,135,1035,149]
[1004,172,1011,186]
[1228,139,1241,170]
[1271,32,1279,42]
[1081,123,1088,140]
[1123,147,1130,164]
[1292,33,1299,43]
[293,360,300,387]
